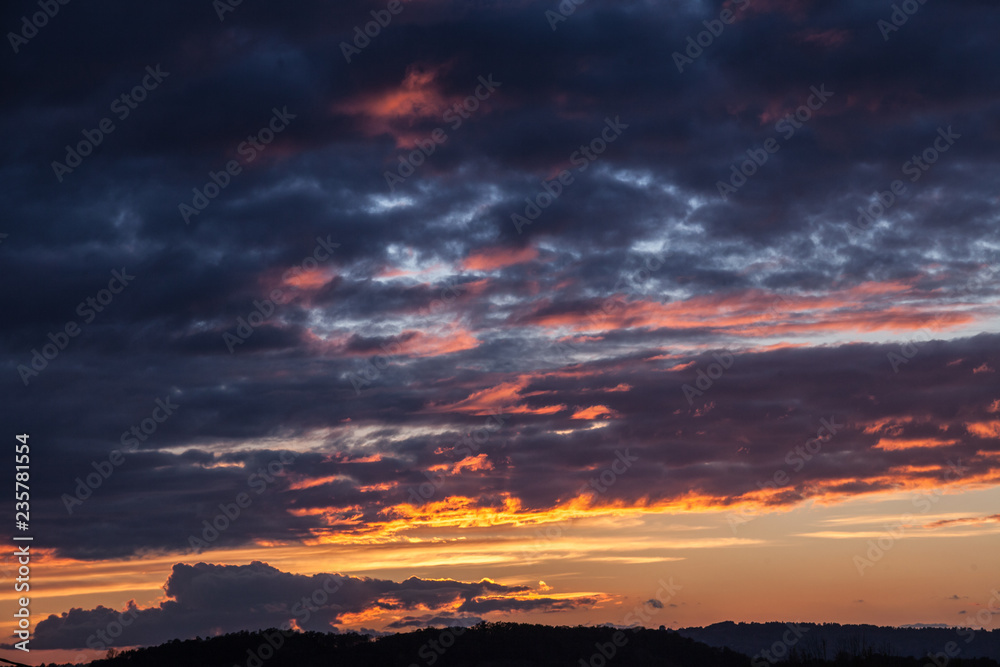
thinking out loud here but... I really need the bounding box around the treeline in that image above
[37,623,749,667]
[30,622,1000,667]
[679,622,1000,663]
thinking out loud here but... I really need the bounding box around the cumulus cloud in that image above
[23,561,534,649]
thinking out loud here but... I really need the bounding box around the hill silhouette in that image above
[678,622,1000,663]
[26,622,1000,667]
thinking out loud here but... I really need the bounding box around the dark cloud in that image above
[22,561,530,649]
[457,597,596,614]
[1,0,998,637]
[926,514,1000,529]
[14,331,998,560]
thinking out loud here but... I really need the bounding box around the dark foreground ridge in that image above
[679,622,1000,664]
[27,622,1000,667]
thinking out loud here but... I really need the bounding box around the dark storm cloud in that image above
[17,329,1000,560]
[1,0,998,560]
[21,561,532,649]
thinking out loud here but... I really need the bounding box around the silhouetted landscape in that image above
[28,623,1000,667]
[679,622,1000,663]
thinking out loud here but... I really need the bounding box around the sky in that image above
[2,0,1000,663]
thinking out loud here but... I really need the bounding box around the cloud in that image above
[23,561,531,649]
[9,332,998,560]
[925,514,1000,529]
[457,597,598,614]
[1,0,998,615]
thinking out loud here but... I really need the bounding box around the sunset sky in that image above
[2,0,1000,664]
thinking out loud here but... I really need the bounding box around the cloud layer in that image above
[1,0,998,639]
[26,561,556,649]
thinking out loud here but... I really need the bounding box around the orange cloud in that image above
[519,280,981,340]
[453,454,494,473]
[510,404,566,415]
[283,268,332,289]
[462,246,538,272]
[966,421,1000,439]
[306,326,479,360]
[426,380,526,415]
[176,454,1000,551]
[925,514,1000,529]
[400,328,479,357]
[299,460,996,546]
[571,405,616,420]
[424,374,569,416]
[333,65,448,147]
[873,438,959,451]
[862,417,915,435]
